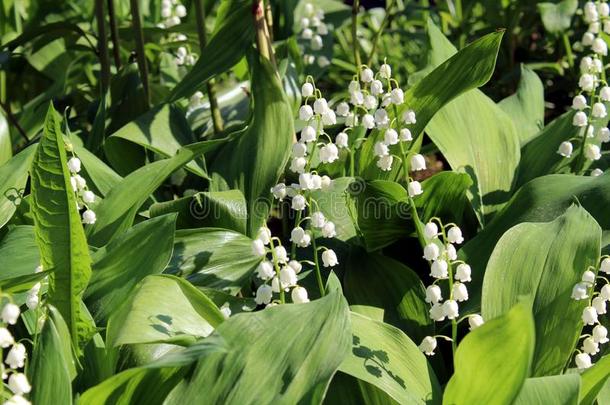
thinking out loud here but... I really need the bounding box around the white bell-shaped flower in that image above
[302,83,314,97]
[425,285,442,304]
[418,336,437,356]
[257,261,275,280]
[442,299,459,319]
[255,284,273,305]
[364,95,379,110]
[374,141,389,157]
[336,102,350,117]
[452,282,468,302]
[423,243,440,261]
[25,294,38,311]
[455,263,472,282]
[311,212,326,228]
[311,35,323,50]
[579,74,596,92]
[429,303,445,321]
[377,155,393,171]
[348,80,360,93]
[8,373,30,396]
[446,226,464,244]
[583,32,595,46]
[1,304,20,325]
[592,102,607,118]
[292,142,308,159]
[400,128,413,141]
[302,28,313,39]
[593,37,608,55]
[582,306,598,325]
[585,144,602,160]
[257,227,271,245]
[370,80,384,96]
[321,221,336,238]
[273,246,288,264]
[582,270,596,284]
[313,98,328,115]
[362,114,375,129]
[360,67,374,83]
[288,260,302,274]
[291,286,310,303]
[591,168,604,176]
[321,109,337,126]
[573,111,588,127]
[379,63,391,79]
[431,259,449,279]
[424,222,438,240]
[320,175,332,189]
[600,2,610,16]
[410,154,426,171]
[0,328,14,348]
[402,109,416,124]
[251,239,266,257]
[319,143,339,163]
[571,282,589,300]
[175,4,187,17]
[468,314,484,330]
[67,157,81,173]
[350,91,364,106]
[445,244,457,261]
[82,210,96,224]
[300,126,317,143]
[592,296,607,315]
[374,109,389,127]
[575,352,592,369]
[390,88,404,105]
[384,129,398,145]
[572,95,588,110]
[82,190,95,204]
[336,132,349,148]
[601,257,610,274]
[279,267,298,288]
[593,324,609,343]
[271,183,287,200]
[5,343,26,369]
[299,105,313,121]
[290,157,307,174]
[558,141,573,157]
[321,249,339,267]
[318,23,329,36]
[598,128,610,142]
[408,181,423,197]
[292,194,307,211]
[584,2,599,22]
[582,337,600,355]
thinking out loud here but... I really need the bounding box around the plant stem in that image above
[94,0,111,93]
[107,0,122,69]
[562,33,574,68]
[367,0,394,65]
[308,197,326,297]
[195,0,224,135]
[264,0,274,43]
[129,0,150,107]
[268,238,285,303]
[574,89,597,175]
[352,0,361,68]
[0,99,28,143]
[253,0,277,72]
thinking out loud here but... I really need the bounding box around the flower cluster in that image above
[65,144,97,225]
[558,1,609,175]
[158,0,187,29]
[418,220,483,356]
[0,295,33,404]
[570,257,610,369]
[174,45,197,67]
[298,2,331,68]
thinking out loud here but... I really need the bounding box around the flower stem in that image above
[107,0,122,69]
[268,238,285,304]
[94,0,111,93]
[129,0,150,107]
[573,88,597,175]
[308,197,326,297]
[562,33,574,69]
[367,0,395,65]
[253,0,277,72]
[351,0,361,68]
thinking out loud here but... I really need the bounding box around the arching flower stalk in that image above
[65,143,98,226]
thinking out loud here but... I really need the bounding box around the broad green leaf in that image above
[338,312,442,404]
[461,173,610,309]
[421,22,519,222]
[165,291,351,404]
[85,214,178,323]
[482,205,601,376]
[310,176,358,242]
[325,372,399,405]
[0,226,40,282]
[73,144,122,197]
[498,65,545,145]
[0,111,11,165]
[166,228,261,294]
[443,300,535,405]
[85,138,226,247]
[415,171,473,224]
[149,190,247,233]
[210,49,294,236]
[0,144,36,228]
[580,354,610,405]
[106,104,206,178]
[344,249,432,341]
[30,105,94,350]
[513,375,580,405]
[167,0,255,101]
[107,274,224,347]
[28,306,75,405]
[538,0,578,34]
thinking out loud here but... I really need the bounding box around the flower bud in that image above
[469,314,484,330]
[418,336,437,356]
[425,285,442,304]
[321,249,339,267]
[255,284,273,305]
[407,181,423,197]
[291,286,310,303]
[557,141,573,158]
[256,261,275,280]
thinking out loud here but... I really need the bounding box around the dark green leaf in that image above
[0,145,36,228]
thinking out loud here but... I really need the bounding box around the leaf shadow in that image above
[352,334,406,389]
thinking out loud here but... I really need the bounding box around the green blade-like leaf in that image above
[85,214,178,323]
[338,312,442,404]
[0,226,40,284]
[0,111,11,165]
[165,291,351,404]
[107,274,224,347]
[415,171,473,224]
[85,138,226,246]
[73,144,122,197]
[498,65,545,145]
[167,0,255,102]
[210,49,294,236]
[0,144,36,229]
[513,375,580,405]
[166,227,261,294]
[580,354,610,405]
[30,104,95,350]
[28,306,76,405]
[482,205,601,376]
[443,300,535,405]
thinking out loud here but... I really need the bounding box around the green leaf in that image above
[210,49,294,236]
[107,274,224,347]
[28,306,76,405]
[30,104,94,350]
[482,205,601,376]
[580,354,610,405]
[166,228,261,294]
[85,138,226,247]
[106,104,206,178]
[538,0,578,34]
[338,312,442,404]
[0,144,36,229]
[513,375,580,405]
[0,111,11,165]
[461,173,610,310]
[443,300,535,405]
[0,226,40,283]
[149,190,247,233]
[415,171,473,224]
[165,291,351,404]
[85,214,178,323]
[167,0,255,102]
[310,176,358,242]
[420,22,519,222]
[73,144,122,197]
[344,249,433,341]
[498,65,545,145]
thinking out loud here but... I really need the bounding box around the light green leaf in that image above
[580,354,610,405]
[210,49,294,236]
[538,0,578,34]
[338,312,442,404]
[149,190,247,233]
[85,214,178,323]
[415,171,473,224]
[165,291,351,404]
[107,274,224,347]
[30,104,94,350]
[0,111,11,165]
[166,228,261,294]
[498,65,545,145]
[482,205,601,376]
[73,144,122,197]
[513,375,580,405]
[85,138,226,247]
[310,176,358,242]
[28,306,75,405]
[0,144,36,229]
[0,226,40,282]
[443,300,535,405]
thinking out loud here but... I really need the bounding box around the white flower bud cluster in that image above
[0,293,34,405]
[299,3,332,68]
[188,90,204,112]
[252,227,310,306]
[158,0,187,29]
[419,220,480,356]
[570,256,610,369]
[174,45,197,67]
[559,1,610,174]
[65,149,97,225]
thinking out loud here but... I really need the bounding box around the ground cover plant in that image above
[0,0,609,403]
